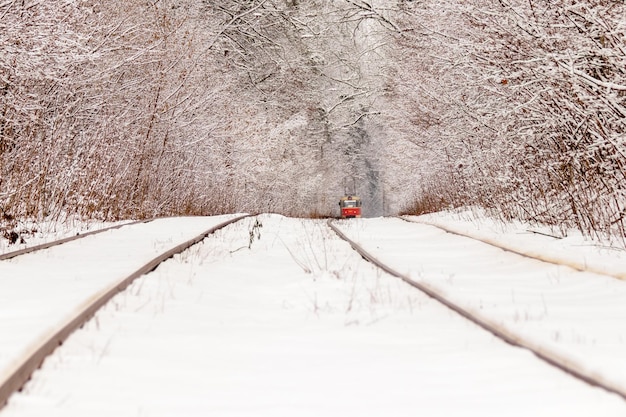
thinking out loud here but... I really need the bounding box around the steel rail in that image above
[398,216,626,281]
[0,219,150,261]
[328,219,626,401]
[0,214,251,409]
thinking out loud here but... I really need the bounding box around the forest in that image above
[1,0,625,242]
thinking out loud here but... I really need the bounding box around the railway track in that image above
[0,214,249,409]
[399,216,626,281]
[2,215,625,415]
[0,220,148,261]
[327,219,626,401]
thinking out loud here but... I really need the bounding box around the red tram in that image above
[339,196,362,219]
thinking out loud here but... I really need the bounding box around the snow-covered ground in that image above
[1,214,626,416]
[0,215,238,391]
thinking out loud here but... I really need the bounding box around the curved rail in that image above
[0,219,150,261]
[0,214,251,409]
[328,219,626,401]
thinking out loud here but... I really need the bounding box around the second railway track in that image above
[328,218,626,401]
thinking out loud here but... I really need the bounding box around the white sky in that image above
[1,214,626,416]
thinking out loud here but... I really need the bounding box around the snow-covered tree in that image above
[2,0,624,241]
